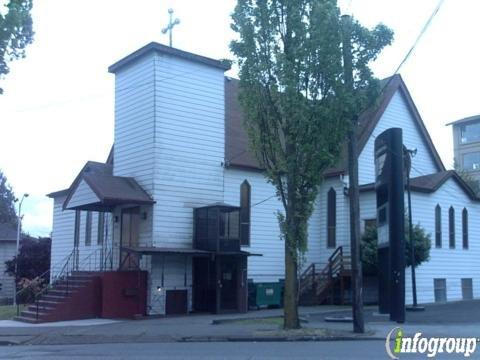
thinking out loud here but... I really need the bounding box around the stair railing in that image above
[299,246,345,299]
[15,249,75,316]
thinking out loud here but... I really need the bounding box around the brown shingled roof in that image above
[63,161,154,211]
[359,170,479,201]
[224,74,445,176]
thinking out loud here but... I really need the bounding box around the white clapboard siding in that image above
[358,90,439,185]
[50,196,75,279]
[309,177,351,270]
[0,242,15,301]
[223,168,285,282]
[149,254,192,315]
[65,180,99,209]
[113,53,155,195]
[357,178,480,304]
[151,53,225,249]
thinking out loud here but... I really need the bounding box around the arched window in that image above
[449,206,455,249]
[240,180,251,246]
[462,208,469,249]
[435,205,442,248]
[327,188,336,248]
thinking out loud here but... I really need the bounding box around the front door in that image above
[218,257,239,311]
[120,207,140,270]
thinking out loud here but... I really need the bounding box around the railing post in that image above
[311,264,316,292]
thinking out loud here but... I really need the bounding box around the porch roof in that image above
[122,246,261,257]
[63,161,154,212]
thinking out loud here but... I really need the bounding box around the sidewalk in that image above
[0,302,478,346]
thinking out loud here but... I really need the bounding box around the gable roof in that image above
[359,170,480,201]
[62,161,154,211]
[108,42,231,74]
[224,74,445,175]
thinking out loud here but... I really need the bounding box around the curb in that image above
[0,333,385,346]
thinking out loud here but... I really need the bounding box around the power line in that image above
[393,0,445,75]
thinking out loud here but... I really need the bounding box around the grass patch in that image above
[0,305,25,320]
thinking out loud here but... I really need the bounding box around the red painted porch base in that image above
[101,271,147,319]
[16,271,148,323]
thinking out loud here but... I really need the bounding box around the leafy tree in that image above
[5,237,51,282]
[0,170,18,226]
[361,220,431,276]
[230,0,393,328]
[0,0,34,94]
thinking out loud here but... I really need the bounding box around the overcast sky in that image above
[0,0,478,237]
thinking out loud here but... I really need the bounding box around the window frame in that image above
[435,204,442,248]
[239,180,251,247]
[85,211,92,246]
[434,278,447,303]
[462,208,469,249]
[449,206,455,249]
[327,187,336,249]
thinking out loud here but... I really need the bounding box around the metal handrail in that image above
[15,249,75,316]
[16,245,116,319]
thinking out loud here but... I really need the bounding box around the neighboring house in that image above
[0,223,17,304]
[46,43,479,319]
[447,115,480,187]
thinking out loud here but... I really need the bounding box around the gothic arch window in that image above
[327,188,336,248]
[462,208,469,249]
[240,180,251,246]
[449,206,455,249]
[435,204,442,248]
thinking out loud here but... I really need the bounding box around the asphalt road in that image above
[0,341,475,360]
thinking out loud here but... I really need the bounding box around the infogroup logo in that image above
[385,327,479,359]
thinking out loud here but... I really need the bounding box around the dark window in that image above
[435,204,442,248]
[434,278,447,303]
[462,278,473,300]
[219,209,240,240]
[460,122,480,144]
[240,180,251,246]
[327,188,336,248]
[74,210,81,247]
[449,206,455,249]
[462,152,480,171]
[97,213,105,245]
[85,211,92,246]
[462,208,469,249]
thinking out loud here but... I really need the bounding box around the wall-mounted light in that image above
[114,216,119,223]
[156,286,163,293]
[142,212,148,220]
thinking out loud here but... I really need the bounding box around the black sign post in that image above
[374,128,406,323]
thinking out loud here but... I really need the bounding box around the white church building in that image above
[37,43,479,321]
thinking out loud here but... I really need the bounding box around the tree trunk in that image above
[283,237,300,329]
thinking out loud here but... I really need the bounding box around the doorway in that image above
[218,257,239,311]
[120,207,140,270]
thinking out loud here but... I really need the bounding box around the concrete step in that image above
[14,316,39,324]
[19,309,49,320]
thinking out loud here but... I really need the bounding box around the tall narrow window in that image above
[240,180,251,246]
[435,204,442,248]
[327,188,336,248]
[74,210,81,247]
[97,213,105,245]
[462,208,469,249]
[85,211,92,246]
[449,206,455,249]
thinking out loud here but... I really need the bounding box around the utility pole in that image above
[405,148,424,311]
[13,193,28,307]
[162,8,180,47]
[341,14,365,334]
